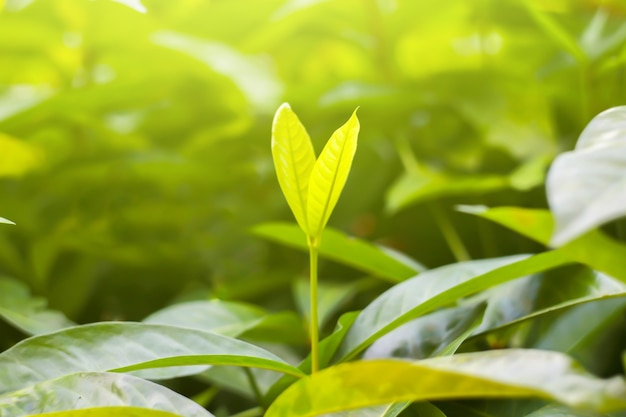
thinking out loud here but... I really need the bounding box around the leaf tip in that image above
[0,217,15,225]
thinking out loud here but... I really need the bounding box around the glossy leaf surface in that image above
[0,372,214,417]
[547,106,626,246]
[364,303,485,360]
[271,103,316,235]
[0,276,74,335]
[337,252,569,361]
[0,322,302,393]
[320,402,410,417]
[26,408,183,417]
[307,109,359,239]
[142,299,307,345]
[266,350,626,417]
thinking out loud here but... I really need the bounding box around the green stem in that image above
[230,407,264,417]
[244,367,263,404]
[308,237,320,373]
[394,134,420,175]
[430,203,470,262]
[579,64,591,122]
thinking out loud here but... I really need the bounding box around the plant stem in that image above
[308,237,320,373]
[244,367,263,404]
[430,203,470,262]
[230,407,264,417]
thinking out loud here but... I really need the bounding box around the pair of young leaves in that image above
[271,103,360,243]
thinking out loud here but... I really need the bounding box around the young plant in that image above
[271,103,359,373]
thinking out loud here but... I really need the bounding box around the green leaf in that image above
[531,297,626,372]
[25,408,184,417]
[0,132,42,178]
[263,312,359,405]
[337,252,571,361]
[271,103,317,235]
[0,276,74,335]
[524,404,603,417]
[386,170,509,213]
[522,2,587,63]
[143,299,266,336]
[318,402,411,417]
[0,372,214,417]
[464,269,626,364]
[266,350,626,417]
[307,109,359,239]
[412,402,448,417]
[143,299,307,346]
[252,222,422,282]
[364,302,485,360]
[0,322,303,394]
[547,106,626,246]
[458,206,626,282]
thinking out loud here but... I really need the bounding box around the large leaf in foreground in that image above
[364,302,485,360]
[271,103,316,235]
[0,372,213,417]
[337,252,569,361]
[306,109,359,239]
[27,408,182,417]
[320,402,411,417]
[252,222,421,282]
[0,276,74,335]
[546,106,626,246]
[266,350,626,417]
[0,322,302,393]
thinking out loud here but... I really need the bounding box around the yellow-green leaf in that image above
[0,132,42,178]
[26,407,184,417]
[271,103,316,235]
[0,217,14,225]
[266,350,626,417]
[307,109,359,239]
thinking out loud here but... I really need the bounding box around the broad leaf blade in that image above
[26,408,183,417]
[547,106,626,246]
[265,350,626,417]
[0,276,74,335]
[337,252,570,361]
[307,109,359,238]
[386,170,509,213]
[143,300,307,346]
[364,302,485,360]
[0,372,214,417]
[0,322,303,393]
[319,402,411,417]
[271,103,316,235]
[252,222,422,282]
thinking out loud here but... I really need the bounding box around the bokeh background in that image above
[1,0,625,327]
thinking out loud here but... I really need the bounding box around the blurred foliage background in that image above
[0,0,625,325]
